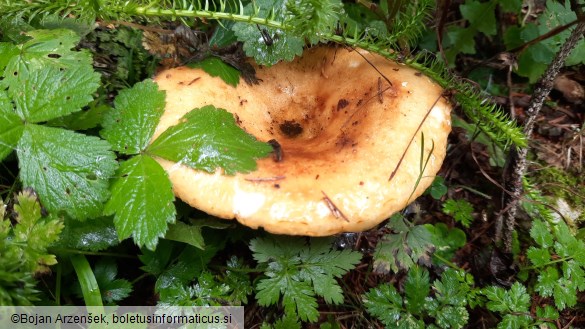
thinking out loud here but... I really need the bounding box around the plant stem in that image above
[496,21,585,252]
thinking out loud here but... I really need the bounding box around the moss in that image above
[531,166,585,223]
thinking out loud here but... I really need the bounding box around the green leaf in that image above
[17,124,117,220]
[148,105,272,175]
[285,0,344,44]
[483,282,530,313]
[92,259,132,304]
[530,220,553,248]
[498,314,532,329]
[9,65,100,123]
[553,278,577,310]
[11,189,64,273]
[232,0,304,66]
[404,266,429,315]
[165,221,205,250]
[526,247,551,267]
[155,245,219,292]
[536,266,558,297]
[138,239,175,276]
[426,176,447,200]
[48,103,111,131]
[460,0,497,36]
[104,155,175,250]
[2,29,93,83]
[70,254,103,306]
[425,223,466,264]
[374,216,434,273]
[188,57,240,87]
[0,91,24,161]
[101,80,166,155]
[250,237,360,322]
[363,283,404,325]
[56,216,119,251]
[442,199,474,228]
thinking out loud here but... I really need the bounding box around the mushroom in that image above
[151,46,451,236]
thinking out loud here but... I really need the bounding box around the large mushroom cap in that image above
[152,46,451,236]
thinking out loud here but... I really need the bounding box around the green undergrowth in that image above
[0,0,584,328]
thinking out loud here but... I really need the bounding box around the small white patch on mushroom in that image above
[401,81,408,87]
[233,190,265,217]
[348,60,361,68]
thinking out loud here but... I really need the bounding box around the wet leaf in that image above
[148,105,272,175]
[188,57,240,87]
[104,154,175,250]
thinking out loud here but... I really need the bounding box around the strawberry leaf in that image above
[104,154,175,250]
[188,57,240,87]
[17,124,117,220]
[9,65,100,123]
[0,92,24,161]
[101,80,166,155]
[147,105,272,175]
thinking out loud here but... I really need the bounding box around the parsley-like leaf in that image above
[404,266,429,315]
[530,219,553,248]
[12,189,64,274]
[101,80,166,155]
[442,199,474,228]
[104,154,175,250]
[148,105,272,175]
[18,124,117,220]
[373,215,434,273]
[250,237,361,322]
[188,57,240,87]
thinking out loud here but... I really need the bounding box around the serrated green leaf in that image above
[562,261,585,291]
[222,256,253,305]
[0,43,20,74]
[507,282,531,312]
[104,154,175,250]
[404,266,429,315]
[188,57,240,87]
[460,0,497,36]
[12,189,64,273]
[232,0,304,66]
[9,65,100,123]
[251,237,359,322]
[148,105,272,175]
[425,223,466,264]
[56,216,119,251]
[92,259,132,304]
[442,199,474,228]
[483,282,530,313]
[0,92,24,161]
[101,80,166,155]
[364,283,424,328]
[138,239,174,276]
[374,218,433,273]
[3,29,92,81]
[498,314,532,329]
[527,247,551,267]
[536,305,559,321]
[48,103,111,131]
[18,124,117,220]
[536,266,558,297]
[433,269,472,307]
[530,220,553,248]
[155,244,218,292]
[165,221,205,250]
[433,305,469,329]
[553,278,577,310]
